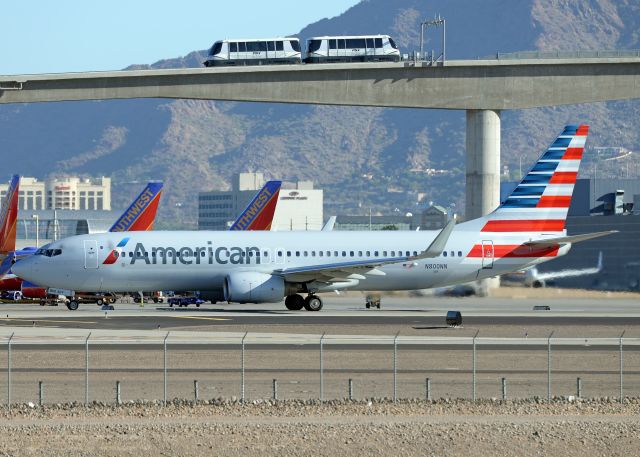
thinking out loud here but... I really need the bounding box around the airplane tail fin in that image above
[479,125,588,234]
[0,175,20,255]
[109,182,163,232]
[229,180,281,231]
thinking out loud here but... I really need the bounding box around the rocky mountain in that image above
[2,0,640,228]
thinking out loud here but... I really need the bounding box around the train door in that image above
[481,240,494,269]
[84,240,99,269]
[328,39,337,60]
[337,38,347,59]
[365,38,375,60]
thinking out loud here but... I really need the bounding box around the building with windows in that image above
[198,173,323,231]
[0,176,111,211]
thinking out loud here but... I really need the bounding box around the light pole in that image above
[31,214,39,247]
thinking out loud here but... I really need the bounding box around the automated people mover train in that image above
[203,34,400,66]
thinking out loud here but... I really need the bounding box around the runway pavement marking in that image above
[170,316,232,322]
[0,318,97,325]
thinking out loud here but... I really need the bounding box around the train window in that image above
[346,38,366,48]
[267,41,275,51]
[389,38,398,49]
[211,42,223,55]
[329,39,337,50]
[289,40,299,52]
[338,39,346,49]
[246,42,258,52]
[230,42,238,52]
[308,40,322,53]
[238,42,247,52]
[366,38,374,48]
[259,41,267,52]
[375,38,383,48]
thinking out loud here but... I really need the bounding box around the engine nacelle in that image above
[223,272,284,303]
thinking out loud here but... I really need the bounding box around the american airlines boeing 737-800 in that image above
[12,125,615,311]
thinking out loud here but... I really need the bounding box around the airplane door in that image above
[275,248,285,265]
[84,240,99,269]
[481,240,494,269]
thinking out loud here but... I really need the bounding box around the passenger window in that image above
[375,38,383,48]
[311,251,316,256]
[258,42,267,52]
[458,251,463,257]
[383,251,387,256]
[413,251,418,256]
[375,251,379,256]
[129,252,133,257]
[329,40,337,49]
[296,251,300,257]
[406,251,410,256]
[391,251,395,256]
[278,251,283,257]
[350,251,354,257]
[338,40,346,49]
[286,251,291,257]
[304,251,308,257]
[366,38,374,48]
[443,252,448,257]
[239,42,247,52]
[276,41,284,51]
[319,251,323,257]
[358,251,362,256]
[342,251,347,257]
[263,251,268,257]
[451,251,455,257]
[366,251,370,256]
[334,251,338,257]
[230,42,238,52]
[267,41,275,51]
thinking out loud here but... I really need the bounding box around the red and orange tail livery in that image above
[109,182,163,232]
[229,180,281,231]
[481,124,588,234]
[0,175,19,255]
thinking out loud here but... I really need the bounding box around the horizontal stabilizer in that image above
[525,230,617,248]
[410,219,456,260]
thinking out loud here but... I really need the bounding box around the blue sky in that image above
[1,0,358,75]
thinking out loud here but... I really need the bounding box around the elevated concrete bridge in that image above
[2,57,640,218]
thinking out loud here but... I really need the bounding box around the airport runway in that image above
[0,295,638,337]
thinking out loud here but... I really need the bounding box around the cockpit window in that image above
[35,248,62,257]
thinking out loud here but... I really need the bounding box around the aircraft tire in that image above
[40,300,46,306]
[303,295,323,312]
[96,298,104,306]
[67,300,79,311]
[285,294,304,311]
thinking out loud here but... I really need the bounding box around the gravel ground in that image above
[0,398,639,456]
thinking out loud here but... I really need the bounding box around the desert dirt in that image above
[0,399,639,457]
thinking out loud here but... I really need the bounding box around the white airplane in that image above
[13,125,616,311]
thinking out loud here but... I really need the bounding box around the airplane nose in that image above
[11,258,32,280]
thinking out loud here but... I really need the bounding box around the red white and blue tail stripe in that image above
[481,124,588,234]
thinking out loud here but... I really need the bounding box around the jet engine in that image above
[223,272,285,303]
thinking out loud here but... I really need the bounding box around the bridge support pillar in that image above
[466,109,501,292]
[465,109,501,220]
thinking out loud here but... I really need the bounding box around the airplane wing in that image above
[524,230,617,248]
[274,220,455,282]
[109,182,163,232]
[229,180,281,231]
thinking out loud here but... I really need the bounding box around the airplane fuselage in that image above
[14,227,568,296]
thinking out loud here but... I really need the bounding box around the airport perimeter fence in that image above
[0,332,639,408]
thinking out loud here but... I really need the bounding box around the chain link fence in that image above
[1,332,638,408]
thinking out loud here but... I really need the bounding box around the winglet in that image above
[524,230,617,248]
[322,216,336,231]
[410,219,456,260]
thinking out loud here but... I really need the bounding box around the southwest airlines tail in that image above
[109,182,163,232]
[0,175,20,255]
[229,180,281,231]
[480,125,588,234]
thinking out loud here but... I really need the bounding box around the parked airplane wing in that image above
[524,230,617,248]
[275,221,455,282]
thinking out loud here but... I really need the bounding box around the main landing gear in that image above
[285,294,323,312]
